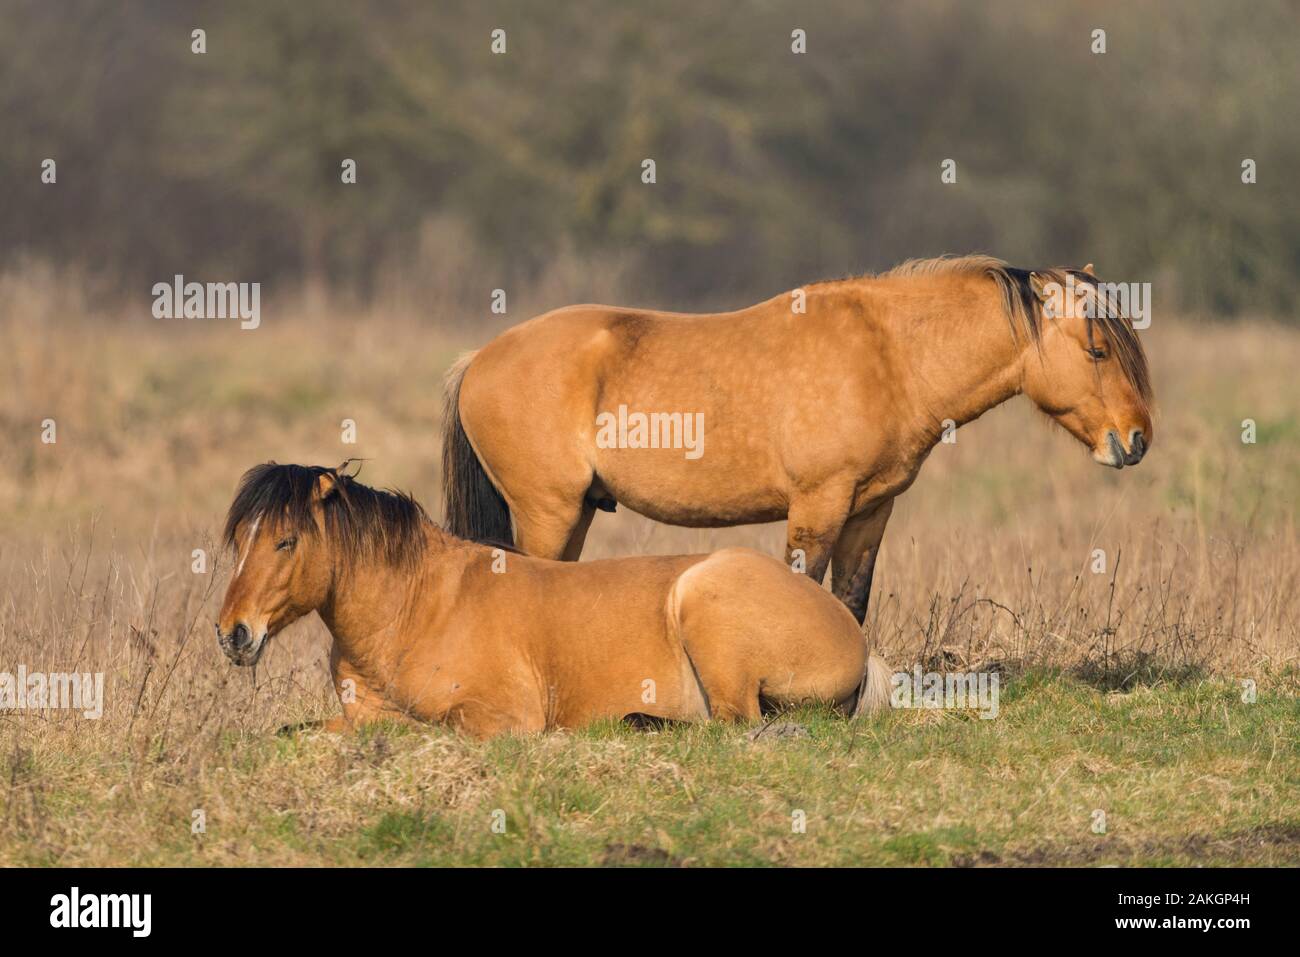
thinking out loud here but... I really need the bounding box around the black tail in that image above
[441,353,513,544]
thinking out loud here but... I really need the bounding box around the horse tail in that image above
[441,351,513,544]
[853,653,893,717]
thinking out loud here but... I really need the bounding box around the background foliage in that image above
[3,0,1297,314]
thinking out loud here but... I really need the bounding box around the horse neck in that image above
[317,527,454,666]
[873,275,1027,442]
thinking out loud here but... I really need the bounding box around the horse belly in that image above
[593,450,788,527]
[511,560,712,728]
[551,640,710,729]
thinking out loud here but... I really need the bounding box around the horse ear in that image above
[315,472,338,502]
[1082,262,1097,277]
[1028,271,1050,301]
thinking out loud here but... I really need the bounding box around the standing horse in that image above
[443,255,1153,623]
[216,463,891,738]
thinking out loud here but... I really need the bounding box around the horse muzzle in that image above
[1093,428,1148,469]
[216,621,269,666]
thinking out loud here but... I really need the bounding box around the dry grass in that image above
[1,265,1296,865]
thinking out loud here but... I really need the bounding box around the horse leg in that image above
[560,502,597,561]
[448,697,547,738]
[512,496,591,560]
[289,708,419,735]
[831,498,894,624]
[452,708,531,739]
[784,488,853,584]
[325,650,419,730]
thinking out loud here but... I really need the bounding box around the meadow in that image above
[1,266,1296,866]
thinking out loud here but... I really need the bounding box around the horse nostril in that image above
[232,623,252,650]
[1124,429,1146,466]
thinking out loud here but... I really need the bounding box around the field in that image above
[1,268,1297,866]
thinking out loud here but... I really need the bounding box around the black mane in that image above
[223,463,429,569]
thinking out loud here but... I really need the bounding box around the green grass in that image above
[3,670,1295,866]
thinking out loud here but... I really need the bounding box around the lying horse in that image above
[443,255,1153,623]
[216,463,891,738]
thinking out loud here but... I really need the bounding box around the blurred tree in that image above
[1,0,1296,316]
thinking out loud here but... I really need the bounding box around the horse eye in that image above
[1087,347,1107,360]
[276,536,297,551]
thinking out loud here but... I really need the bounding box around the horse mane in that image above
[880,254,1152,406]
[222,462,431,569]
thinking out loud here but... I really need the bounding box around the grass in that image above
[4,670,1296,866]
[0,266,1297,866]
